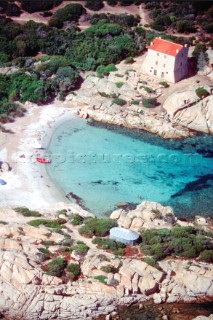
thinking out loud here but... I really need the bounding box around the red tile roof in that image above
[148,38,184,57]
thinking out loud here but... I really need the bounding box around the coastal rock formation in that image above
[163,86,213,134]
[67,74,193,139]
[67,72,213,139]
[0,214,212,320]
[110,201,185,231]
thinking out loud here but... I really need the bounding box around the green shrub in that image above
[94,275,107,284]
[115,82,124,88]
[86,0,104,11]
[92,237,125,255]
[112,98,127,106]
[140,226,212,261]
[14,207,42,217]
[47,257,67,277]
[142,98,157,108]
[70,214,84,225]
[21,0,62,13]
[38,247,51,255]
[72,243,89,256]
[131,99,141,105]
[140,85,155,93]
[67,263,81,277]
[78,224,94,238]
[79,218,117,238]
[48,17,63,28]
[52,4,84,23]
[159,81,169,88]
[143,257,158,268]
[42,240,55,246]
[199,250,213,262]
[195,87,209,99]
[97,64,118,77]
[192,43,207,60]
[100,265,119,273]
[28,219,63,229]
[124,56,134,64]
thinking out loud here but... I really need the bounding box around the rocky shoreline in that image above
[66,57,213,139]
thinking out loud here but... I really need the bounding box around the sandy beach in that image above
[0,100,91,216]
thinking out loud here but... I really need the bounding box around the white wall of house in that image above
[142,46,188,83]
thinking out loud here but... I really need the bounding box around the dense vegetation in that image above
[78,217,117,238]
[0,2,211,119]
[14,207,41,217]
[92,237,126,255]
[146,1,213,34]
[0,16,144,118]
[49,4,84,27]
[28,218,66,229]
[140,226,213,262]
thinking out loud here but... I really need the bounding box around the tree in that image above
[197,51,208,71]
[85,0,104,11]
[192,43,207,60]
[176,20,196,33]
[6,3,21,17]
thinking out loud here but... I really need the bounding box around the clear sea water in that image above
[46,116,213,218]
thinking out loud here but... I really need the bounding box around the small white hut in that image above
[110,227,140,245]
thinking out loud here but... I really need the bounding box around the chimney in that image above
[176,49,179,54]
[151,42,153,45]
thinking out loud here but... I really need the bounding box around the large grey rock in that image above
[163,86,213,134]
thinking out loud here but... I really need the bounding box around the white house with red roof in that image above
[142,38,189,83]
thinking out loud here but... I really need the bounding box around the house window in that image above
[163,64,165,67]
[157,53,159,56]
[180,62,182,66]
[161,72,165,78]
[154,70,157,75]
[164,55,167,58]
[155,61,158,65]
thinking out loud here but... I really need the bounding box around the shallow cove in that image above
[46,116,213,218]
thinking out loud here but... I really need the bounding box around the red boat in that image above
[36,157,51,164]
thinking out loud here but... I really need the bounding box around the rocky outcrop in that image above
[110,201,190,231]
[67,71,213,139]
[67,74,193,139]
[0,217,212,319]
[163,86,213,134]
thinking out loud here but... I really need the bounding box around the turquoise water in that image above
[46,116,213,217]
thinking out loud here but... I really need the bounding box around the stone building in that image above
[142,38,188,83]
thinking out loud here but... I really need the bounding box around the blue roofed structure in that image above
[110,227,140,245]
